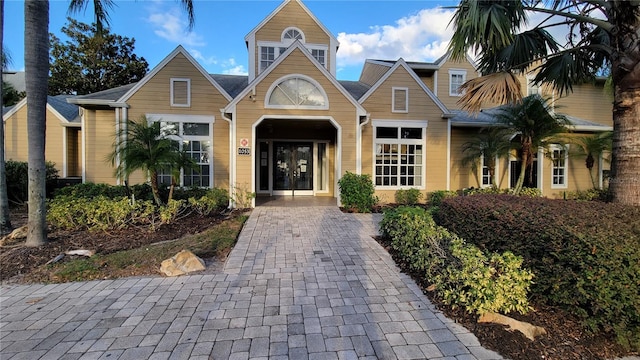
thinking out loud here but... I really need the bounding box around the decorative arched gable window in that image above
[266,75,329,110]
[282,27,304,43]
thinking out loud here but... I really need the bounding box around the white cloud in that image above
[337,7,455,65]
[147,8,205,47]
[189,49,218,66]
[221,58,248,76]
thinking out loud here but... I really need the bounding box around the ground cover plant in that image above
[434,195,640,351]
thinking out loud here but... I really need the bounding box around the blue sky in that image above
[4,0,461,80]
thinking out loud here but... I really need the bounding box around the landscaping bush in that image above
[189,188,229,215]
[394,188,423,205]
[6,160,59,204]
[434,195,640,350]
[48,196,156,231]
[381,206,533,316]
[427,190,458,208]
[338,172,378,212]
[564,188,608,201]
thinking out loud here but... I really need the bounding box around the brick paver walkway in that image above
[0,206,502,359]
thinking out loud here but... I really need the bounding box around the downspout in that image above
[221,110,235,208]
[122,106,128,185]
[446,117,451,191]
[115,108,120,185]
[598,153,604,189]
[356,113,370,174]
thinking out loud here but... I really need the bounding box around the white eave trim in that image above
[569,125,613,132]
[224,41,366,117]
[66,98,115,106]
[358,58,452,115]
[2,98,27,121]
[116,45,232,103]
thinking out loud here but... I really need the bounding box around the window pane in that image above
[401,128,422,139]
[393,89,407,112]
[376,127,398,139]
[183,123,209,136]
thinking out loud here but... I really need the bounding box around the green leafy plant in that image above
[427,190,458,208]
[338,172,378,212]
[6,160,59,204]
[188,188,229,216]
[394,188,423,205]
[232,183,256,208]
[159,199,186,224]
[434,195,640,349]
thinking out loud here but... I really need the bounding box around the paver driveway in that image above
[0,206,502,360]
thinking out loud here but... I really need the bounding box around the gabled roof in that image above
[3,95,80,125]
[365,51,477,72]
[68,83,137,105]
[244,0,339,47]
[450,109,613,132]
[224,41,366,116]
[358,58,451,115]
[211,74,249,98]
[116,46,232,104]
[338,81,371,101]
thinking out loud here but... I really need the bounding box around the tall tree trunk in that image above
[24,0,49,246]
[150,170,163,206]
[0,0,13,235]
[608,1,640,206]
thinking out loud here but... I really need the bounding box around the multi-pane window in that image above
[267,76,328,109]
[170,78,190,107]
[392,87,408,113]
[311,49,325,67]
[155,119,212,188]
[527,77,541,95]
[481,156,492,187]
[551,146,568,188]
[374,125,424,188]
[449,70,466,96]
[283,28,303,41]
[260,46,286,72]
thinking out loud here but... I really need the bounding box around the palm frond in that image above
[181,0,195,30]
[68,0,115,34]
[478,28,561,73]
[457,72,523,113]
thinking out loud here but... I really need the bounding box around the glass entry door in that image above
[274,142,313,192]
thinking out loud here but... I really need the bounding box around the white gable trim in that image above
[244,0,338,45]
[358,58,451,115]
[224,42,366,116]
[2,98,77,125]
[117,45,232,103]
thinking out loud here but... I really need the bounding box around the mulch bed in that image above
[0,206,233,282]
[373,235,634,360]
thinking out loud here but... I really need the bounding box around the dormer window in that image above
[282,27,304,42]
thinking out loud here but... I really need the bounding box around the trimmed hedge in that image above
[381,206,533,315]
[338,172,378,212]
[434,195,640,350]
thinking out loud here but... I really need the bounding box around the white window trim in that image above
[449,69,467,97]
[480,155,499,188]
[392,87,409,113]
[264,74,330,110]
[550,144,569,189]
[170,78,191,107]
[257,40,329,72]
[146,114,215,188]
[281,27,305,43]
[527,74,541,96]
[372,119,428,190]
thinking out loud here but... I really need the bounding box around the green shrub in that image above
[6,160,59,203]
[517,187,542,197]
[427,190,458,208]
[464,187,508,196]
[381,206,533,315]
[47,196,156,231]
[565,188,608,201]
[189,188,229,215]
[53,182,155,202]
[338,172,378,212]
[435,237,533,315]
[434,195,640,350]
[395,188,423,205]
[159,199,186,224]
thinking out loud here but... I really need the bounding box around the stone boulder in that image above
[0,225,28,246]
[160,250,206,277]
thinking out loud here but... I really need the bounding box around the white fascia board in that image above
[117,45,232,104]
[224,42,366,116]
[2,98,27,121]
[569,125,613,132]
[359,58,452,116]
[66,98,114,106]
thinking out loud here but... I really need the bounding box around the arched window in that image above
[266,75,328,109]
[282,27,304,42]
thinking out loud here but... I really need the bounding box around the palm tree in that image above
[23,0,194,245]
[460,127,512,188]
[0,0,11,235]
[570,131,613,189]
[448,0,640,205]
[494,95,569,195]
[167,147,199,202]
[110,118,182,206]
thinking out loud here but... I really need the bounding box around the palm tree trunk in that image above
[514,152,528,195]
[0,0,13,235]
[24,0,49,247]
[150,170,163,206]
[609,86,640,205]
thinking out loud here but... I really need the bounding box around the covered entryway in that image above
[254,117,338,198]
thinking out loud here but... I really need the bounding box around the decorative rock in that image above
[160,250,206,276]
[478,312,547,341]
[65,249,95,257]
[0,225,28,246]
